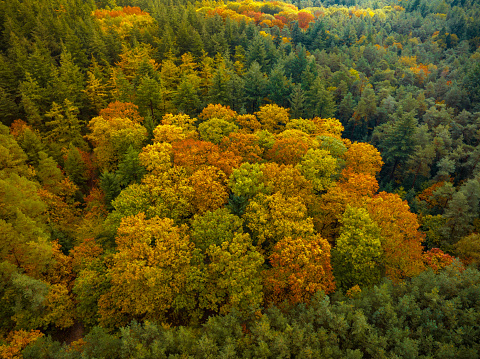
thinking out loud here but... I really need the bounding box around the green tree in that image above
[115,145,146,188]
[288,84,306,119]
[332,206,383,291]
[208,62,232,106]
[268,63,291,108]
[244,62,268,113]
[199,232,264,316]
[64,144,88,191]
[190,208,243,252]
[49,47,85,107]
[198,118,238,145]
[44,100,86,153]
[376,109,418,181]
[135,75,164,121]
[174,75,201,116]
[305,77,336,118]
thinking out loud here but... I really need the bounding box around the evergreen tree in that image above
[305,77,336,118]
[289,84,306,119]
[268,63,291,107]
[244,62,268,113]
[378,109,418,181]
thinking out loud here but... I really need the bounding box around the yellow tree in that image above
[297,148,338,193]
[189,166,229,215]
[107,168,194,228]
[87,116,147,171]
[244,192,315,254]
[312,117,344,138]
[255,104,290,133]
[199,103,237,122]
[161,113,197,137]
[264,234,335,307]
[152,124,186,144]
[138,142,173,176]
[98,213,199,328]
[261,162,314,202]
[235,114,262,133]
[342,141,383,178]
[366,192,425,281]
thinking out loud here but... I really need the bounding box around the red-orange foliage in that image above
[264,235,335,307]
[99,101,144,123]
[220,132,264,163]
[417,181,450,208]
[298,11,314,29]
[423,248,455,272]
[70,238,104,273]
[93,6,149,19]
[366,192,425,281]
[172,138,242,176]
[9,119,29,138]
[84,187,107,216]
[78,147,96,184]
[265,137,309,166]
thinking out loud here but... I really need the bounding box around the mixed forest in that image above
[1,0,480,357]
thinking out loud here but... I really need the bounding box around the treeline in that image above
[21,264,480,358]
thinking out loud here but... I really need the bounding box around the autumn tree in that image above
[189,166,229,215]
[220,132,264,163]
[198,118,238,145]
[264,234,335,307]
[366,192,425,281]
[342,142,384,178]
[105,167,194,235]
[199,103,237,122]
[297,148,338,193]
[172,138,242,176]
[87,116,147,171]
[235,114,262,133]
[244,192,314,254]
[98,214,199,328]
[265,137,310,166]
[152,124,186,144]
[190,208,244,252]
[99,102,144,124]
[316,172,379,241]
[255,104,290,133]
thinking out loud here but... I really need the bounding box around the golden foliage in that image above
[189,166,229,214]
[264,235,335,306]
[199,104,237,122]
[98,214,196,327]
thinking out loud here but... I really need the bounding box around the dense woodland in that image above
[1,0,480,357]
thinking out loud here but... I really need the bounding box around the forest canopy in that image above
[1,0,480,357]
